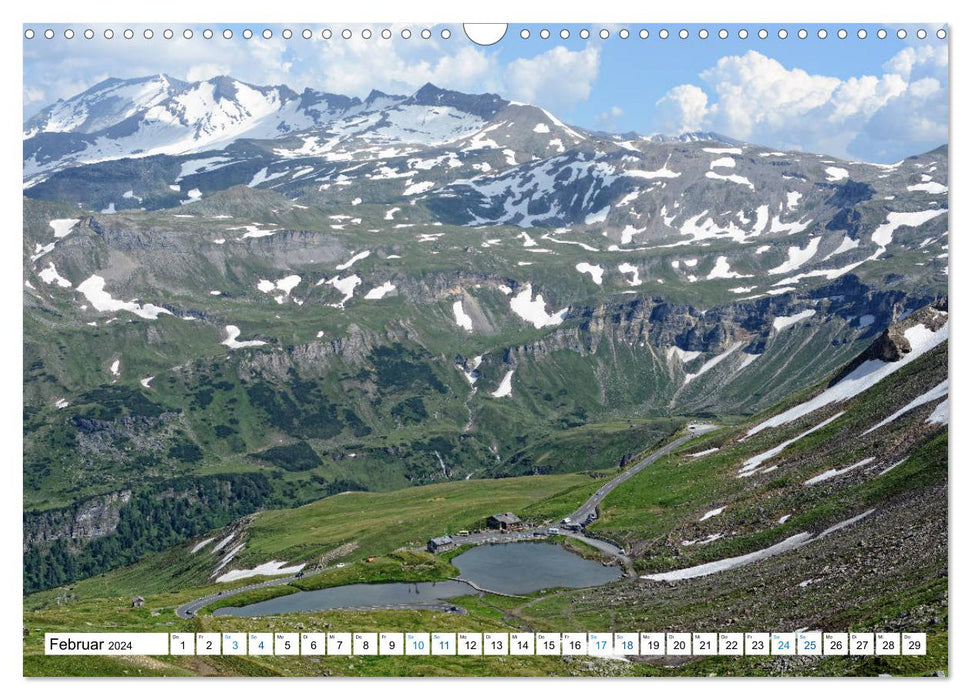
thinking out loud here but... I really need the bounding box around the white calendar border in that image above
[6,1,966,699]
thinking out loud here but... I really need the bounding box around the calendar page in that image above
[21,19,949,680]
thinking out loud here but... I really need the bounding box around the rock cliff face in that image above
[24,490,131,550]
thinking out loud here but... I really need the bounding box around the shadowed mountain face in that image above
[23,77,947,597]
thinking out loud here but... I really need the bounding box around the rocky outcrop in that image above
[24,490,132,550]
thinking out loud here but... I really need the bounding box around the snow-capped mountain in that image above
[22,77,517,185]
[23,77,949,300]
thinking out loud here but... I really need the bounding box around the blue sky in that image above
[23,23,948,162]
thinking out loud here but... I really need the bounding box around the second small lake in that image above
[214,541,621,617]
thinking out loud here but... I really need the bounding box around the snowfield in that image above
[575,262,605,285]
[824,166,849,181]
[861,380,948,435]
[77,275,172,320]
[699,506,726,521]
[336,250,371,270]
[705,171,754,190]
[190,537,215,554]
[641,509,874,581]
[221,325,267,349]
[363,281,395,299]
[491,369,515,398]
[327,274,362,308]
[38,262,72,288]
[907,181,947,194]
[452,300,474,331]
[738,412,845,476]
[256,274,301,302]
[706,256,748,280]
[804,458,875,486]
[49,218,80,238]
[509,283,568,329]
[871,209,946,248]
[768,238,821,275]
[747,321,948,438]
[667,346,702,364]
[683,341,744,384]
[927,398,948,425]
[773,309,816,331]
[216,560,306,583]
[618,262,641,286]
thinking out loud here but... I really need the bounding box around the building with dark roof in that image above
[487,512,523,531]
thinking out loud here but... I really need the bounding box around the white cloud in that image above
[186,63,231,82]
[503,46,600,112]
[654,46,947,162]
[655,84,709,134]
[595,105,623,131]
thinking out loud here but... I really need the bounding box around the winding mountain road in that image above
[565,423,720,527]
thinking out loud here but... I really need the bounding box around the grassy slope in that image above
[23,333,948,675]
